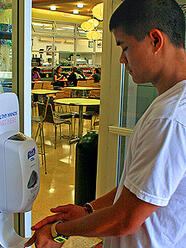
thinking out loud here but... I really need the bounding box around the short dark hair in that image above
[94,68,100,74]
[72,67,78,72]
[109,0,185,48]
[56,66,61,73]
[32,67,38,72]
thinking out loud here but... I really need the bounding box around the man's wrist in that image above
[83,202,95,214]
[50,221,69,243]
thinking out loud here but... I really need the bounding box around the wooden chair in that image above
[89,89,100,99]
[77,81,88,87]
[43,81,54,90]
[33,82,43,89]
[85,79,95,87]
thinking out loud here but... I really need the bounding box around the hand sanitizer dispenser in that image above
[0,93,40,248]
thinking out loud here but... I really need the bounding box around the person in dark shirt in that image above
[53,66,66,89]
[67,67,84,86]
[89,68,101,83]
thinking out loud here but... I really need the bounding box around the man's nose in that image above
[120,52,127,64]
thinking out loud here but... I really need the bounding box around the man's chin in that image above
[131,75,148,85]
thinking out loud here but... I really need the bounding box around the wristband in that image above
[83,203,95,214]
[51,221,69,243]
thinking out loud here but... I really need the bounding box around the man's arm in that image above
[25,186,158,247]
[31,187,118,231]
[56,186,158,237]
[90,187,117,210]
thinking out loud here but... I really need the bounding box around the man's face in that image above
[113,27,158,84]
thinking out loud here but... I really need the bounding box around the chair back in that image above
[86,79,95,84]
[44,103,55,124]
[56,88,72,98]
[33,82,43,89]
[43,81,54,90]
[86,105,100,115]
[35,97,49,121]
[77,81,87,87]
[89,89,100,99]
[38,102,46,117]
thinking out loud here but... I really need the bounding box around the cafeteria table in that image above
[66,86,100,98]
[32,89,61,103]
[32,89,60,96]
[54,98,100,142]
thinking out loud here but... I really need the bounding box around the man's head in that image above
[72,67,78,72]
[56,66,62,73]
[94,68,100,74]
[110,0,185,49]
[110,0,186,90]
[32,67,38,74]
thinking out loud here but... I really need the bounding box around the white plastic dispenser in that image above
[0,93,40,248]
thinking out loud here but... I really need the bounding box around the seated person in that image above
[77,68,86,80]
[67,67,84,86]
[53,66,66,89]
[32,67,41,81]
[89,68,101,83]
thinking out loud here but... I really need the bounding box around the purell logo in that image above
[28,147,35,159]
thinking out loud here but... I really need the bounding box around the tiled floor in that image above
[31,116,101,248]
[32,118,93,224]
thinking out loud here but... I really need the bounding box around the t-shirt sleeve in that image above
[124,118,186,206]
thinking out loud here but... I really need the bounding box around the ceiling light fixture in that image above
[77,3,84,8]
[50,6,56,11]
[86,30,101,40]
[73,10,79,14]
[92,3,103,21]
[81,21,94,31]
[88,19,99,28]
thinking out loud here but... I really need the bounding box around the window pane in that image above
[117,66,158,182]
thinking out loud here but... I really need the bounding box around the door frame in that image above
[12,0,32,237]
[96,0,124,197]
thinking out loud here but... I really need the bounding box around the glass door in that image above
[0,0,32,239]
[115,67,158,183]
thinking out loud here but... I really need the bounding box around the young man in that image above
[25,0,186,247]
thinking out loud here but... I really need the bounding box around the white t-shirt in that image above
[104,80,186,248]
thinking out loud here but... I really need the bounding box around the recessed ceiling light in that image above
[50,6,56,11]
[73,10,79,14]
[77,3,84,8]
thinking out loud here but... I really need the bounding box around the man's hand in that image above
[24,224,63,248]
[32,204,87,230]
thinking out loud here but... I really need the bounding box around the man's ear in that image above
[149,29,164,54]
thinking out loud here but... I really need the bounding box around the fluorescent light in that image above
[50,6,56,11]
[77,3,84,8]
[61,26,74,30]
[32,23,43,26]
[73,10,79,14]
[79,30,86,33]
